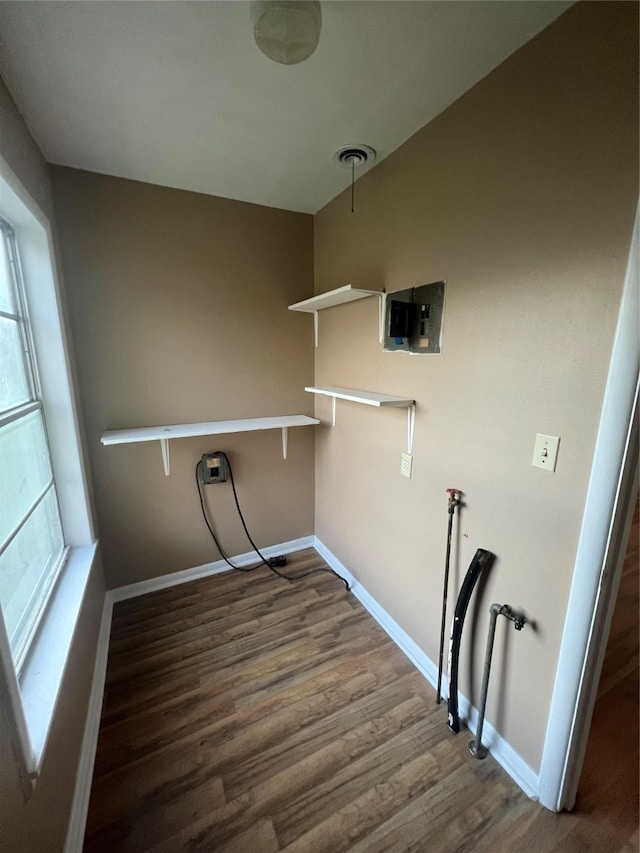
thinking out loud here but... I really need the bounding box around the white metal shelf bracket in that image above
[158,430,289,474]
[311,293,384,347]
[407,403,416,454]
[378,293,386,344]
[102,415,318,476]
[160,437,171,476]
[289,286,384,348]
[306,387,415,454]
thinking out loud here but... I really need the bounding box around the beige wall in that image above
[2,4,636,830]
[0,563,105,853]
[0,78,106,852]
[313,1,638,771]
[50,168,315,589]
[0,76,54,222]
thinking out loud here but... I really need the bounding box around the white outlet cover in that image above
[401,452,413,478]
[532,433,560,472]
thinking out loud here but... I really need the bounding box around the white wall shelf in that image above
[288,284,385,347]
[305,386,416,453]
[101,415,320,476]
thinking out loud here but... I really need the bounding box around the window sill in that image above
[18,542,98,777]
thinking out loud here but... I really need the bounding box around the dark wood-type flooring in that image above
[84,531,639,852]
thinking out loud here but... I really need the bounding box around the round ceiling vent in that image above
[333,144,377,168]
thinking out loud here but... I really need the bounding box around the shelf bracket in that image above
[407,403,416,455]
[312,298,381,347]
[281,427,288,460]
[331,397,337,427]
[160,438,171,476]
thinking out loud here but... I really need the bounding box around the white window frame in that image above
[0,154,97,797]
[1,219,69,671]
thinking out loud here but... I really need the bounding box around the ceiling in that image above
[0,1,572,214]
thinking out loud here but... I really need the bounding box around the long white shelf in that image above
[289,285,384,347]
[101,415,319,476]
[305,386,416,453]
[289,285,381,313]
[305,386,413,408]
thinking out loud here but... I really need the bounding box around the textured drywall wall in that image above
[0,560,104,853]
[312,1,638,771]
[0,76,54,221]
[50,168,316,589]
[0,77,106,853]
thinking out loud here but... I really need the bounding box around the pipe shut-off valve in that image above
[468,602,527,760]
[446,487,462,515]
[495,603,526,631]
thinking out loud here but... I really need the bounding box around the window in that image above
[0,155,97,793]
[0,219,67,670]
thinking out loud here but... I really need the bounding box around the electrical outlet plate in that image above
[201,452,228,484]
[401,452,413,478]
[532,434,560,472]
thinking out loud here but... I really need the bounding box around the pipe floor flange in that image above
[469,740,488,759]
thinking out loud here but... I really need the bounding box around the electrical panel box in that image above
[384,281,445,354]
[200,452,228,484]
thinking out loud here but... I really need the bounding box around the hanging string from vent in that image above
[333,144,376,214]
[351,156,355,213]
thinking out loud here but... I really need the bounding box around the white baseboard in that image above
[109,536,315,602]
[314,536,539,800]
[314,537,440,687]
[64,533,538,852]
[64,594,113,853]
[457,693,539,797]
[64,535,314,850]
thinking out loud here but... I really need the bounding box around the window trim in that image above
[2,219,40,404]
[0,153,98,795]
[1,220,68,669]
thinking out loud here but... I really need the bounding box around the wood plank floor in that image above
[84,541,639,852]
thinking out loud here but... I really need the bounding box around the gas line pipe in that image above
[437,487,462,704]
[469,603,527,759]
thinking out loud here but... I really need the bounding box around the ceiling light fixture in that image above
[251,1,322,66]
[333,144,376,213]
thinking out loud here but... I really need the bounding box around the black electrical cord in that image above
[226,455,349,590]
[195,460,259,573]
[196,456,350,591]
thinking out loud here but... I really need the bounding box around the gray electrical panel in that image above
[383,281,445,354]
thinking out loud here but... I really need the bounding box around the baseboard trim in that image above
[313,537,440,687]
[64,535,314,850]
[64,594,113,853]
[456,693,539,798]
[64,533,537,852]
[314,536,539,800]
[109,536,315,602]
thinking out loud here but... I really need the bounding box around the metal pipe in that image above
[469,603,526,759]
[436,488,461,704]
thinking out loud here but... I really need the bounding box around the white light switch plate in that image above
[532,433,560,472]
[400,452,413,478]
